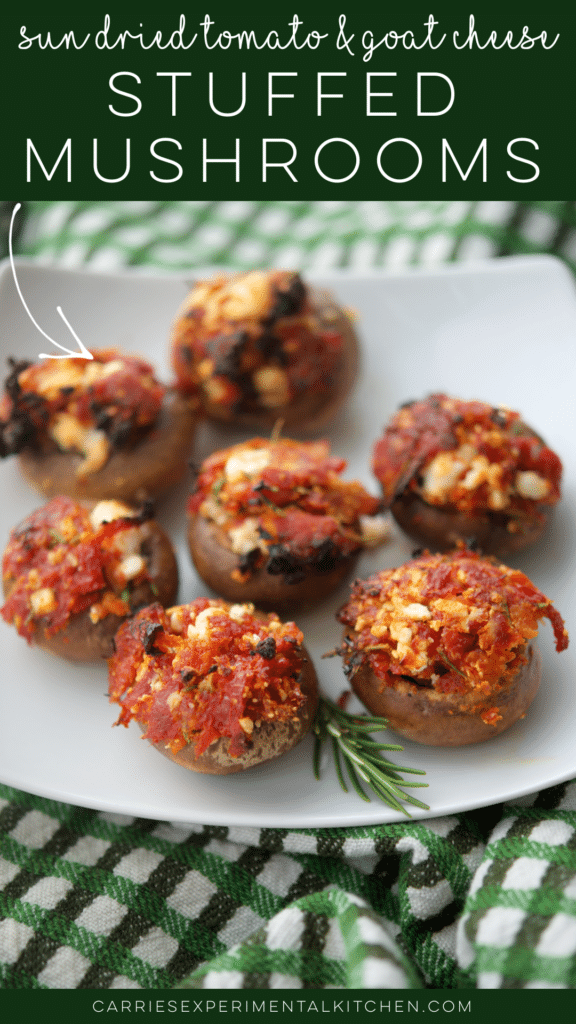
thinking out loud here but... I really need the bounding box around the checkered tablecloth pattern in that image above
[5,200,576,275]
[0,200,575,991]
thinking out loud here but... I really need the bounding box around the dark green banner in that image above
[0,989,576,1018]
[1,0,574,197]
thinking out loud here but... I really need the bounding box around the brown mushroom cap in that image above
[174,285,359,434]
[347,638,542,746]
[391,491,549,557]
[18,390,197,504]
[144,650,318,775]
[187,513,358,612]
[2,520,178,663]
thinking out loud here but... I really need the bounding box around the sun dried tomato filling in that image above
[338,550,568,699]
[188,438,382,581]
[171,270,345,413]
[0,350,164,476]
[1,496,151,640]
[372,394,562,518]
[109,600,307,757]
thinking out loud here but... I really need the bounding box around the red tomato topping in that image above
[109,600,307,758]
[372,394,562,516]
[171,270,344,410]
[0,350,164,461]
[188,438,380,571]
[338,550,568,698]
[1,496,147,640]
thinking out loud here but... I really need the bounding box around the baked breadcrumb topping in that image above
[338,549,568,698]
[1,497,151,640]
[373,394,562,518]
[189,437,382,582]
[109,600,307,757]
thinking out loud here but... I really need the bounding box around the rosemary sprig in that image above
[312,697,429,817]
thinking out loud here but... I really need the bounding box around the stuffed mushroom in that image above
[337,548,568,746]
[372,394,562,556]
[187,437,388,610]
[0,350,197,502]
[171,270,358,432]
[108,598,318,774]
[1,496,178,661]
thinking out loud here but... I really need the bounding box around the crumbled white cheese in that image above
[50,414,111,479]
[228,603,254,622]
[100,359,125,378]
[32,363,86,398]
[108,529,144,570]
[487,489,508,511]
[515,470,550,501]
[402,603,431,620]
[199,496,229,527]
[187,605,222,639]
[90,500,135,529]
[421,451,469,500]
[253,366,289,408]
[30,587,57,616]
[188,272,273,334]
[431,598,471,620]
[224,448,270,483]
[228,518,263,556]
[218,271,271,322]
[169,608,185,633]
[117,554,146,583]
[50,412,88,452]
[359,514,390,548]
[389,621,414,661]
[390,622,413,645]
[76,430,111,479]
[421,444,512,511]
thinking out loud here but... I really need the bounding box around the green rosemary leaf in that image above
[346,716,393,728]
[331,735,348,793]
[312,696,429,816]
[348,738,405,752]
[437,649,467,679]
[344,759,371,802]
[391,791,431,812]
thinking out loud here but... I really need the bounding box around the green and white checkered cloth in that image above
[1,201,575,992]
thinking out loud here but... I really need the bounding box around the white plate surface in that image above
[0,256,575,827]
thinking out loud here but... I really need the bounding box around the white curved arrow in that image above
[9,203,93,360]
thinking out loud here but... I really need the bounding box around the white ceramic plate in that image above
[0,256,575,828]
